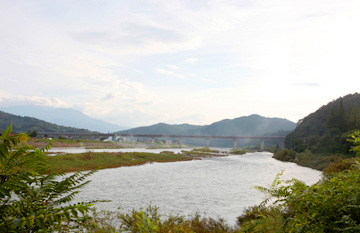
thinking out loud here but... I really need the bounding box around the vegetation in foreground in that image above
[2,124,360,232]
[0,125,97,232]
[84,205,240,233]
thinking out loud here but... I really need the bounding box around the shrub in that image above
[272,148,296,161]
[239,163,360,232]
[0,125,97,232]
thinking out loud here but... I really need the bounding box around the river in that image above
[60,149,321,225]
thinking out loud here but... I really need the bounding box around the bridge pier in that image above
[260,138,264,151]
[39,133,285,149]
[179,137,182,149]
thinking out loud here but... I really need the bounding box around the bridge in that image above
[39,132,285,150]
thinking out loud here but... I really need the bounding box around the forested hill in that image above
[117,114,296,136]
[285,93,360,154]
[0,110,93,134]
[117,122,203,135]
[194,114,295,136]
[1,105,127,133]
[117,115,296,147]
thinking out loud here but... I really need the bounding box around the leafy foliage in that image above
[272,148,296,162]
[348,130,360,155]
[0,125,97,232]
[85,205,239,233]
[239,161,360,232]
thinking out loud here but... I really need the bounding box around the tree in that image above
[0,125,96,232]
[29,130,38,138]
[337,98,347,131]
[327,108,337,129]
[348,104,360,130]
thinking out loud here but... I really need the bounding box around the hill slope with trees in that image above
[274,93,360,170]
[0,110,93,134]
[285,93,360,154]
[0,105,127,133]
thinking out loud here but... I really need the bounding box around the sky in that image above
[1,0,360,128]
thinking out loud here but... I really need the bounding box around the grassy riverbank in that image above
[46,151,190,173]
[45,148,229,173]
[273,148,352,171]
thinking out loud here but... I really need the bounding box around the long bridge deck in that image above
[39,132,285,149]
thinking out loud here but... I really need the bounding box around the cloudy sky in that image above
[1,0,360,127]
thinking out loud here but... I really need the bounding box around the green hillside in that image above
[119,122,203,135]
[285,93,360,154]
[0,110,93,134]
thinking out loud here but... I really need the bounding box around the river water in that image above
[62,150,321,225]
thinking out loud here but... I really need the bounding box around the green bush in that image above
[272,148,296,161]
[239,164,360,232]
[84,205,240,233]
[0,125,97,232]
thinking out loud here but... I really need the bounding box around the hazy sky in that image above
[1,0,360,127]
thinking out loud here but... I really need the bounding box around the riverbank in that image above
[272,148,352,171]
[45,149,228,173]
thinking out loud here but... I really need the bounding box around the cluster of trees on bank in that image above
[1,123,360,232]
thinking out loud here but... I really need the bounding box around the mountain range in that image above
[0,105,127,133]
[0,105,296,147]
[117,114,296,147]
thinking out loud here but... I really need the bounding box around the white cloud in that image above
[184,58,199,63]
[167,65,179,70]
[155,68,185,79]
[1,0,360,127]
[0,96,70,108]
[292,83,321,87]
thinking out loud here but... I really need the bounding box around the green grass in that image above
[273,149,352,171]
[230,149,248,155]
[46,151,196,173]
[192,147,221,153]
[180,148,226,157]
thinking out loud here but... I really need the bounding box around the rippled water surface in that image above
[72,151,321,224]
